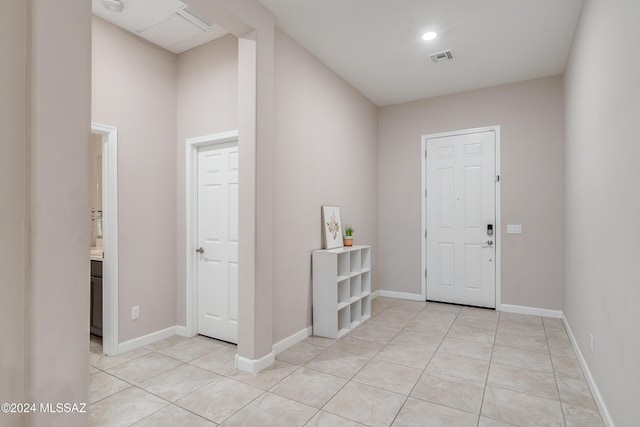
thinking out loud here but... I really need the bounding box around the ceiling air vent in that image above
[179,6,213,30]
[429,49,453,63]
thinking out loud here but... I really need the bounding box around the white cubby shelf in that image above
[312,245,372,338]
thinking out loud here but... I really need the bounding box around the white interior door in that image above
[197,143,239,343]
[426,130,496,308]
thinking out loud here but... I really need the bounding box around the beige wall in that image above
[272,29,379,342]
[184,0,276,360]
[564,0,640,424]
[1,2,91,425]
[92,17,178,342]
[173,24,380,348]
[176,35,239,325]
[378,76,564,310]
[27,0,92,425]
[0,2,26,426]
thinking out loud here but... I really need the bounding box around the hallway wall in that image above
[272,29,379,342]
[378,76,565,310]
[563,0,640,424]
[27,1,92,425]
[92,17,178,342]
[176,34,239,326]
[0,3,27,426]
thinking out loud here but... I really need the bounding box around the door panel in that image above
[426,131,496,308]
[197,143,238,343]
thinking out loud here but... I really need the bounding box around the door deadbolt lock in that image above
[487,224,494,236]
[196,247,205,254]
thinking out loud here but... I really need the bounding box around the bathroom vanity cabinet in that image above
[90,260,103,337]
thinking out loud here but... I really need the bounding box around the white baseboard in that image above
[118,326,178,354]
[562,314,614,427]
[371,290,380,299]
[233,326,312,374]
[499,304,563,318]
[236,351,275,374]
[273,326,312,355]
[176,326,192,337]
[378,290,424,301]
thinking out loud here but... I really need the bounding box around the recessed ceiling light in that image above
[422,31,438,41]
[102,0,124,13]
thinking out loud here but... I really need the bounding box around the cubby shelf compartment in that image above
[361,294,372,322]
[361,247,371,270]
[338,278,350,308]
[350,301,362,328]
[312,245,372,338]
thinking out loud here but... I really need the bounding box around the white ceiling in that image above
[257,0,584,106]
[91,0,228,54]
[92,0,584,106]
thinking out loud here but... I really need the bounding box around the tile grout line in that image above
[486,317,594,407]
[389,302,464,426]
[476,309,499,426]
[270,299,410,425]
[545,321,569,427]
[89,337,237,424]
[362,299,428,425]
[316,299,419,425]
[90,302,602,426]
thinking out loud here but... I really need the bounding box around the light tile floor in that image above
[89,297,604,426]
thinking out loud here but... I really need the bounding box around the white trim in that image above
[498,304,563,319]
[176,326,192,338]
[563,315,615,427]
[117,326,178,354]
[233,317,314,374]
[91,122,119,356]
[272,326,312,355]
[235,351,275,374]
[371,290,381,299]
[421,134,427,301]
[421,125,501,308]
[495,126,502,311]
[185,130,240,338]
[378,290,424,301]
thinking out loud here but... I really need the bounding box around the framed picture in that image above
[321,206,343,249]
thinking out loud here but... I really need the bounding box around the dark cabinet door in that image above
[90,276,103,337]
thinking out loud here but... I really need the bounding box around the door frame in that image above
[421,125,501,308]
[91,122,119,356]
[185,130,240,337]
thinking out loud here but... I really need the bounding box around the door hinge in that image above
[495,174,500,182]
[425,269,427,277]
[425,150,427,158]
[424,230,427,238]
[425,189,427,197]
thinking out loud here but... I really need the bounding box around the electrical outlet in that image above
[132,306,140,320]
[590,333,594,353]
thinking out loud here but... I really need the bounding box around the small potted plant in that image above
[343,224,355,247]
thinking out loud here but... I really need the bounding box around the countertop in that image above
[90,248,103,262]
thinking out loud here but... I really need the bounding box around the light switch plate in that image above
[507,224,522,234]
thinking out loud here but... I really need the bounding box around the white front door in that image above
[426,130,496,308]
[196,143,239,343]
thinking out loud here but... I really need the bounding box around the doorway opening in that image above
[185,130,240,343]
[91,122,119,356]
[421,126,501,308]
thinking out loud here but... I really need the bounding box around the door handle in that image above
[482,240,494,248]
[196,247,205,254]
